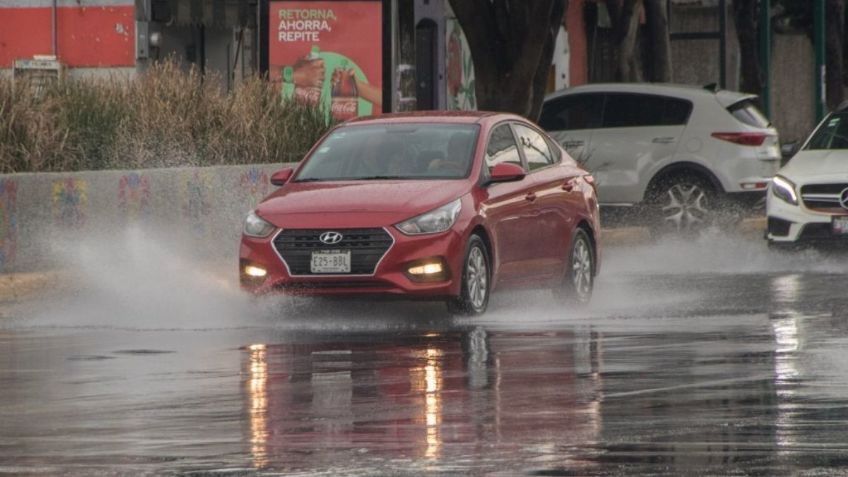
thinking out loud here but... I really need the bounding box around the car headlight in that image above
[771,175,798,205]
[395,199,462,235]
[244,210,276,238]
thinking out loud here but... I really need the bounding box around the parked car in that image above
[539,83,781,232]
[239,111,602,315]
[766,106,848,246]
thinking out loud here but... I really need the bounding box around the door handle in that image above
[652,137,676,144]
[525,192,537,202]
[563,140,584,148]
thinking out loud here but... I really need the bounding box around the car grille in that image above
[800,183,848,211]
[273,228,394,276]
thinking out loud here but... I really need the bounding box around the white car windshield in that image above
[807,112,848,150]
[295,123,480,181]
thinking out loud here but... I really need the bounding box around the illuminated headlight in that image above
[244,210,276,238]
[395,199,462,235]
[771,175,798,205]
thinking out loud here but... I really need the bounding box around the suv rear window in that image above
[728,99,770,128]
[602,94,692,128]
[539,94,604,131]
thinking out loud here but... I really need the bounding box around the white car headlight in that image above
[395,199,462,235]
[771,175,798,205]
[244,210,276,238]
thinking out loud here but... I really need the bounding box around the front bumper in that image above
[766,190,848,244]
[239,226,466,298]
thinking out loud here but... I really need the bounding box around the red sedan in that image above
[239,111,601,315]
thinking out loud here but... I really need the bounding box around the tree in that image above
[645,0,673,82]
[607,0,643,81]
[734,0,764,96]
[606,0,672,82]
[448,0,567,120]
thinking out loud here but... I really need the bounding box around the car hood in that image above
[780,150,848,181]
[256,180,470,228]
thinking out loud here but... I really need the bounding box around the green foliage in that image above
[0,61,331,173]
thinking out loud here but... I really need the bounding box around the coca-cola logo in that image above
[294,87,321,105]
[331,98,357,118]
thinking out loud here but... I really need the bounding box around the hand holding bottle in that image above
[292,57,325,88]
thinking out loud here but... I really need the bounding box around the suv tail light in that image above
[711,132,769,146]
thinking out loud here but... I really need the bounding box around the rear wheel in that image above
[554,228,595,305]
[447,235,490,316]
[648,174,717,236]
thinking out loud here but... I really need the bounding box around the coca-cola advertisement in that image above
[269,1,384,123]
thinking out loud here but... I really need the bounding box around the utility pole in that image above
[758,0,771,117]
[815,0,826,120]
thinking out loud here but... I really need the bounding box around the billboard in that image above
[269,1,384,122]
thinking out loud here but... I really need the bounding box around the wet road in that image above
[3,232,848,476]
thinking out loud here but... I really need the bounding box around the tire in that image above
[647,173,717,236]
[447,235,491,316]
[554,228,595,305]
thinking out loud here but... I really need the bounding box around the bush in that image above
[0,61,331,173]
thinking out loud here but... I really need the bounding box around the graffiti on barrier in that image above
[181,170,212,235]
[0,180,18,270]
[52,178,88,229]
[239,167,270,205]
[118,173,151,221]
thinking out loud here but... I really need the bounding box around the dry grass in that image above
[0,61,330,173]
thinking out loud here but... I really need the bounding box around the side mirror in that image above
[270,168,294,186]
[488,163,526,184]
[781,142,799,162]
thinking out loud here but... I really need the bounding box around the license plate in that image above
[834,217,848,235]
[310,250,351,274]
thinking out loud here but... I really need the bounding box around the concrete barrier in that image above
[0,163,293,273]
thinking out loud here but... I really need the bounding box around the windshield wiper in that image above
[293,178,325,182]
[357,175,407,180]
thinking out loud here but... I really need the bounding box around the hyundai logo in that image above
[319,231,344,245]
[841,188,848,210]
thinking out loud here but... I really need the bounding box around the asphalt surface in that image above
[2,229,848,476]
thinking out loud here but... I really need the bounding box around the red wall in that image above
[0,6,135,68]
[566,0,588,87]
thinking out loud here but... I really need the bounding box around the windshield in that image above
[295,123,480,181]
[806,112,848,150]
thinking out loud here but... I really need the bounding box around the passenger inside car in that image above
[428,132,473,174]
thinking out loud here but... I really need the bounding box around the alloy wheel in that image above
[466,245,488,311]
[661,183,712,232]
[571,236,593,303]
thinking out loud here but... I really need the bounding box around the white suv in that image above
[540,83,781,231]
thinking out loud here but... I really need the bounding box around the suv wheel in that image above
[649,174,716,235]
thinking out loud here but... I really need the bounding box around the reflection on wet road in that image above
[2,236,848,475]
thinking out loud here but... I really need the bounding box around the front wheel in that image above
[554,228,595,305]
[447,235,490,316]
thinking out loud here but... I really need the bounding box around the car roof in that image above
[544,82,756,107]
[343,110,518,126]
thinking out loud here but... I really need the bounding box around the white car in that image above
[767,108,848,246]
[540,83,781,231]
